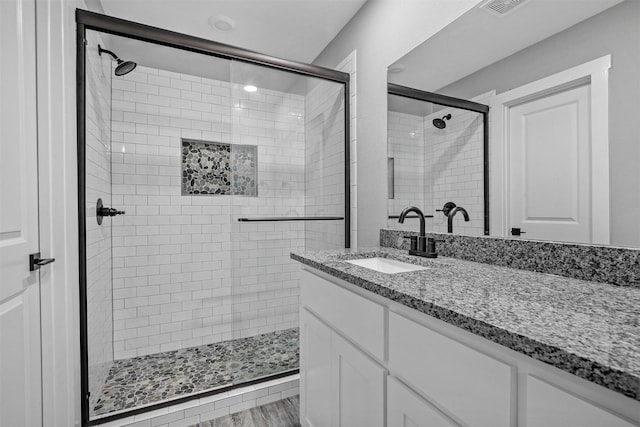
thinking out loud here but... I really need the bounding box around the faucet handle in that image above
[436,202,457,217]
[403,235,418,251]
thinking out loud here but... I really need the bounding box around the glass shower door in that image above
[227,60,347,384]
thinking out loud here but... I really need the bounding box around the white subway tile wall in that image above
[110,65,343,358]
[386,106,485,236]
[304,78,346,250]
[425,107,484,236]
[387,111,426,232]
[228,82,306,341]
[85,31,114,409]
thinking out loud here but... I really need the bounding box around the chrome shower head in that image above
[433,113,452,129]
[98,44,137,76]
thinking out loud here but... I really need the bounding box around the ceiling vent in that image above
[480,0,529,17]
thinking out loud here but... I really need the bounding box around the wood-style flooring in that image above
[195,396,300,427]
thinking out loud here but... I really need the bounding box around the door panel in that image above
[388,376,458,427]
[332,333,385,427]
[300,309,332,427]
[0,0,43,425]
[509,85,591,243]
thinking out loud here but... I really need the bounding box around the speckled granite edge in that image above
[290,250,640,401]
[381,229,640,288]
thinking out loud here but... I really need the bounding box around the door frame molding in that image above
[490,55,611,244]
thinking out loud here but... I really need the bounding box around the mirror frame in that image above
[388,83,490,235]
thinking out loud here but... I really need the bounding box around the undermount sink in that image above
[345,257,428,274]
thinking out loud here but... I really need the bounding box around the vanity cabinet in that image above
[298,267,639,427]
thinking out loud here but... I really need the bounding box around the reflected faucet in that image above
[399,206,426,253]
[447,206,469,233]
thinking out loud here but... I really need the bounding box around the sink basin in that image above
[345,257,428,274]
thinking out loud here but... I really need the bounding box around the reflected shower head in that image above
[98,44,137,76]
[433,114,452,129]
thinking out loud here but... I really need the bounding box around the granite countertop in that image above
[290,247,640,401]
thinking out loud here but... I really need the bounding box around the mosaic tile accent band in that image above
[380,229,640,288]
[92,328,299,417]
[182,139,257,196]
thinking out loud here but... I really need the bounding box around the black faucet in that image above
[399,206,437,257]
[447,206,469,233]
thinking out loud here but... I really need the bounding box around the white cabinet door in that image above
[301,306,386,427]
[331,332,386,427]
[524,375,636,427]
[0,0,43,425]
[388,376,458,427]
[300,308,332,427]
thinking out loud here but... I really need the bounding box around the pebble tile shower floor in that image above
[92,328,299,417]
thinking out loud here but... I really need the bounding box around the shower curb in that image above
[93,374,300,427]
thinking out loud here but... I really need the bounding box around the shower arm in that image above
[98,45,120,62]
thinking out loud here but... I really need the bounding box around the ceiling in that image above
[88,0,366,94]
[388,0,623,95]
[96,0,367,64]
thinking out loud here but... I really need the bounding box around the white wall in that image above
[313,0,482,246]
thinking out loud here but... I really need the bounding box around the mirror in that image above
[387,85,489,237]
[387,0,640,248]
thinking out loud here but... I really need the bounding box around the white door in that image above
[508,84,592,243]
[0,0,43,425]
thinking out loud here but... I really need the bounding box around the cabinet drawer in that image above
[524,375,636,427]
[389,312,515,427]
[300,269,385,361]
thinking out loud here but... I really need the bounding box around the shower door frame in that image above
[387,83,490,236]
[76,9,351,425]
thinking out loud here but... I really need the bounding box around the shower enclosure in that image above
[386,84,489,236]
[78,10,349,425]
